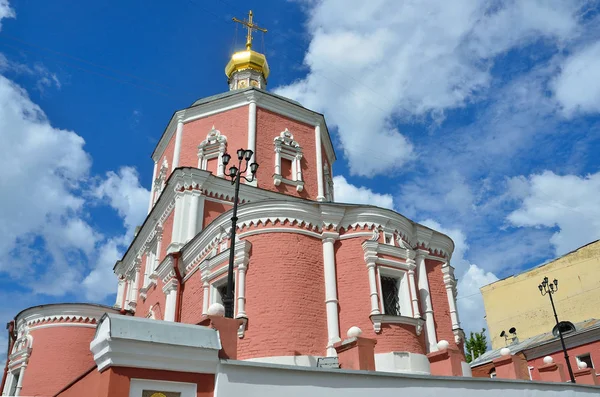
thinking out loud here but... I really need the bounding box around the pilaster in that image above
[322,231,341,356]
[416,249,437,352]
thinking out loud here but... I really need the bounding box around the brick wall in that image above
[21,326,97,397]
[237,233,328,359]
[426,259,459,351]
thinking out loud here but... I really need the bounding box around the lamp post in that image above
[538,277,576,383]
[221,148,259,318]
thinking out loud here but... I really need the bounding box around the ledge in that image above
[91,313,221,374]
[273,174,304,192]
[370,314,424,335]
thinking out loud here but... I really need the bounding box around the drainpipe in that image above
[172,252,184,322]
[1,321,16,393]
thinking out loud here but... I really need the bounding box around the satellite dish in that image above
[500,330,506,337]
[509,327,517,334]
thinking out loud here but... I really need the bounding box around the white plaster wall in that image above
[374,352,431,375]
[215,361,600,397]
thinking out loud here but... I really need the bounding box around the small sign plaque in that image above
[317,357,340,369]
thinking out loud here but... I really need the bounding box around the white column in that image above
[315,124,325,201]
[172,117,184,170]
[408,268,421,318]
[442,263,461,329]
[246,100,257,182]
[3,372,14,395]
[274,147,281,175]
[366,260,381,315]
[236,263,248,318]
[202,274,210,315]
[416,250,437,352]
[186,192,201,241]
[147,160,158,214]
[169,192,184,252]
[14,365,25,396]
[163,280,178,322]
[124,280,132,308]
[295,153,303,181]
[153,236,162,274]
[115,278,125,308]
[322,232,340,356]
[128,262,141,310]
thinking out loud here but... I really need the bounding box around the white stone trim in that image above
[246,98,258,184]
[27,322,97,331]
[15,304,117,330]
[129,378,197,397]
[442,262,461,333]
[416,250,437,352]
[90,314,221,374]
[237,227,322,240]
[315,123,325,201]
[322,232,341,356]
[273,129,304,192]
[374,351,431,375]
[198,126,227,177]
[148,160,158,214]
[172,116,184,170]
[370,315,425,336]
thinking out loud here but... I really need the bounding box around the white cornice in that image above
[118,171,455,278]
[15,304,119,331]
[151,89,336,168]
[90,314,221,374]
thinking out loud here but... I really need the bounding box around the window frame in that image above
[576,353,594,369]
[376,266,411,317]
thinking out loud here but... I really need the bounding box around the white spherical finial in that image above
[437,340,450,351]
[578,361,588,369]
[500,347,511,357]
[347,326,363,338]
[543,356,554,365]
[207,303,225,317]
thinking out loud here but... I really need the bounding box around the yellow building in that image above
[481,239,600,350]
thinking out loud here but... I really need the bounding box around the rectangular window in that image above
[577,353,594,369]
[381,276,401,316]
[280,158,293,180]
[214,280,235,306]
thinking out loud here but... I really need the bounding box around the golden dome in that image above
[225,49,270,80]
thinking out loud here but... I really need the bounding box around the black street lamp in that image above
[221,148,259,318]
[538,277,576,383]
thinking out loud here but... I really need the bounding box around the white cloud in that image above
[333,175,394,209]
[0,0,15,30]
[0,70,148,300]
[276,0,585,176]
[553,41,600,116]
[457,264,499,335]
[93,167,149,236]
[507,171,600,255]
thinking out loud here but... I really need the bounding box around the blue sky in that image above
[1,0,600,350]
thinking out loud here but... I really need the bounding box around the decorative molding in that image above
[273,129,304,192]
[15,304,118,330]
[198,126,227,177]
[370,315,425,335]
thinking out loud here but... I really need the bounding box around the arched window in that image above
[273,129,304,192]
[552,321,576,337]
[198,127,227,177]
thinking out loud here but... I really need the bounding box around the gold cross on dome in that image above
[232,10,267,51]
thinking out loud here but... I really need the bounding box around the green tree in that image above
[465,328,488,363]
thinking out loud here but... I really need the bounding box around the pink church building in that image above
[0,16,473,397]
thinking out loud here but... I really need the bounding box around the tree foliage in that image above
[466,328,487,363]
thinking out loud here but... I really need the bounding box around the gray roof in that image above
[190,87,303,108]
[470,318,600,367]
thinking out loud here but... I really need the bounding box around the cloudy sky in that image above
[0,0,599,353]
